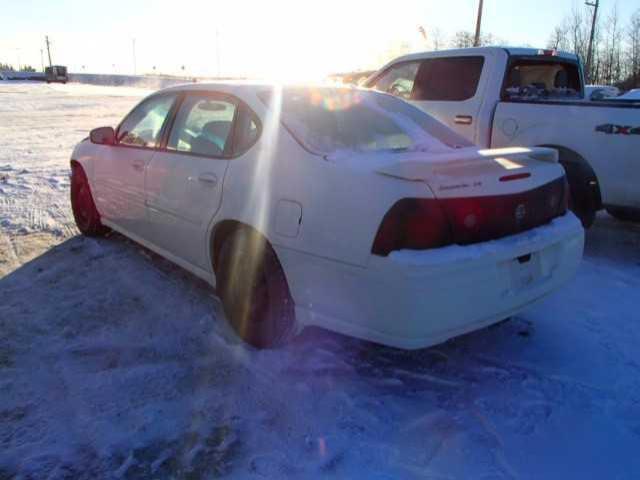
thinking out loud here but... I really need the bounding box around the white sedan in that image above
[70,83,584,349]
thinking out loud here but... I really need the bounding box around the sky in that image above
[1,0,638,79]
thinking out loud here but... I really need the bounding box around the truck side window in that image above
[370,62,420,99]
[412,56,484,101]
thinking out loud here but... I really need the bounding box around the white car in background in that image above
[584,84,621,100]
[70,83,584,349]
[617,88,640,100]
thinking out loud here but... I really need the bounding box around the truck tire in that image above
[549,147,601,229]
[606,207,640,223]
[217,228,295,349]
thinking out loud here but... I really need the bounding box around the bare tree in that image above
[451,31,476,48]
[548,25,569,50]
[450,30,496,48]
[430,27,445,51]
[627,9,640,87]
[567,5,591,63]
[599,4,623,85]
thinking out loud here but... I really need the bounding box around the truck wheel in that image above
[606,207,640,223]
[70,163,110,237]
[217,229,295,349]
[556,151,600,229]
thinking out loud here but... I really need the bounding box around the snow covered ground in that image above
[1,82,640,479]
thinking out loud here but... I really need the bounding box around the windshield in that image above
[259,87,472,155]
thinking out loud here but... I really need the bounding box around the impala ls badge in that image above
[515,204,527,223]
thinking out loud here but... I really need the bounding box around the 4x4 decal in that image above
[595,124,640,135]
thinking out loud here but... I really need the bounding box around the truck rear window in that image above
[502,58,582,101]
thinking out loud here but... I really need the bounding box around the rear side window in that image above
[502,59,582,100]
[167,95,237,158]
[369,62,419,99]
[412,56,484,101]
[117,94,176,148]
[232,104,261,156]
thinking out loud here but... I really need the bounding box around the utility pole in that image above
[132,38,137,75]
[474,0,484,47]
[45,35,53,68]
[40,49,45,72]
[585,0,599,83]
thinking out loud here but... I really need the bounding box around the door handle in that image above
[132,160,145,171]
[454,115,473,125]
[197,173,218,186]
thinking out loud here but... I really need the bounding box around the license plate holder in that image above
[510,253,542,291]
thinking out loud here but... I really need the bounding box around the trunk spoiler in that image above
[375,147,559,182]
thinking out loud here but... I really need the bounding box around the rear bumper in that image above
[279,213,584,349]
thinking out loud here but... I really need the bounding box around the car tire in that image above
[606,207,640,223]
[70,163,110,237]
[217,229,296,349]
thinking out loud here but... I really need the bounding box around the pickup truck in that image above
[365,47,640,226]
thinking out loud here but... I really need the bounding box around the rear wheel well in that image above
[210,220,270,274]
[538,145,602,210]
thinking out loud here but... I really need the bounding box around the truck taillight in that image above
[371,199,453,256]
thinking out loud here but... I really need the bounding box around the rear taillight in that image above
[372,176,568,257]
[372,199,453,256]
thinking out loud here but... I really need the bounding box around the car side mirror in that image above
[90,126,115,145]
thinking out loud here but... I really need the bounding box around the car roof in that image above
[154,80,369,97]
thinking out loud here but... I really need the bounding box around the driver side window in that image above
[167,95,237,158]
[370,62,419,99]
[117,94,176,148]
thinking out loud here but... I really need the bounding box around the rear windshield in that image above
[503,58,582,101]
[258,87,472,155]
